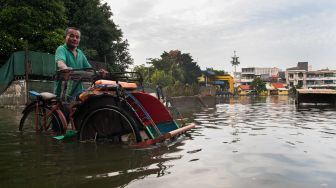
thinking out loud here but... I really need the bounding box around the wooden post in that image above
[24,45,29,104]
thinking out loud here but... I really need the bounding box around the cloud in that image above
[105,0,336,71]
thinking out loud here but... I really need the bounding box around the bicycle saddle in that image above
[28,91,57,100]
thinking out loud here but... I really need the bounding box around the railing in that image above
[306,77,336,81]
[240,78,254,83]
[306,83,336,87]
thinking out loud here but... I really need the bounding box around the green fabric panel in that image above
[12,51,25,75]
[0,54,15,94]
[0,51,56,94]
[29,51,56,76]
[0,51,25,94]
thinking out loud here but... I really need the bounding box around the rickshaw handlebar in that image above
[55,68,143,84]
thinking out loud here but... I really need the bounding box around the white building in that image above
[286,62,309,88]
[241,67,281,85]
[286,62,336,89]
[306,70,336,89]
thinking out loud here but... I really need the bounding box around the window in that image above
[298,80,303,88]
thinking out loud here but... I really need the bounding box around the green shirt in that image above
[54,44,92,101]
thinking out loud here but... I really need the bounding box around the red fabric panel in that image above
[127,92,173,124]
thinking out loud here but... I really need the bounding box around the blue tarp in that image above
[212,80,227,85]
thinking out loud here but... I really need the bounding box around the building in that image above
[286,62,309,88]
[198,70,234,94]
[286,62,336,89]
[237,85,251,95]
[272,83,288,95]
[241,67,281,85]
[198,70,216,86]
[306,69,336,89]
[232,72,241,87]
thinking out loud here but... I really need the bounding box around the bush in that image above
[164,81,199,97]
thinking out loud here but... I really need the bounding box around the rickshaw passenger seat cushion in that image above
[95,80,137,90]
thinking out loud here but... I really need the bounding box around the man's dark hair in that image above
[64,27,80,37]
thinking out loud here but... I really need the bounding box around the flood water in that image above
[1,96,336,188]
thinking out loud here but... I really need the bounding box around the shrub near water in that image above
[164,81,200,97]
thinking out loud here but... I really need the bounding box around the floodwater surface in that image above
[0,96,336,188]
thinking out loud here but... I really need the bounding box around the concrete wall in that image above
[169,95,216,113]
[0,80,26,108]
[0,80,54,108]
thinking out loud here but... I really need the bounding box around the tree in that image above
[250,77,266,95]
[150,70,174,87]
[133,64,154,86]
[147,50,201,85]
[179,53,202,84]
[0,0,133,71]
[0,0,67,64]
[62,0,133,71]
[206,68,227,76]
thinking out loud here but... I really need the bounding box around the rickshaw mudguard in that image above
[21,101,38,114]
[127,92,173,124]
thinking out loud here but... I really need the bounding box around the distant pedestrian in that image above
[156,84,164,100]
[160,84,165,100]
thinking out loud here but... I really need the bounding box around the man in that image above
[156,83,164,101]
[54,27,92,101]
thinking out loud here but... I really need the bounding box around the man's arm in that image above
[57,60,69,70]
[55,46,69,70]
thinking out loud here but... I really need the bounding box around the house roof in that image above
[272,83,285,89]
[239,85,251,90]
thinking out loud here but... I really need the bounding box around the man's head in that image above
[64,27,80,49]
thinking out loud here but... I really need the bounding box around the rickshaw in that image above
[19,68,195,146]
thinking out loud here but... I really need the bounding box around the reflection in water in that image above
[0,108,188,188]
[187,96,336,188]
[1,95,336,188]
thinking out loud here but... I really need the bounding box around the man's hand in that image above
[98,69,108,78]
[59,68,72,81]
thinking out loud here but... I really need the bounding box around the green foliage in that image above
[133,64,150,84]
[250,77,267,95]
[0,0,67,64]
[164,81,200,97]
[288,83,302,95]
[206,68,228,75]
[63,0,133,71]
[0,0,133,71]
[150,70,174,87]
[296,82,303,89]
[288,86,297,95]
[147,50,202,85]
[135,50,202,96]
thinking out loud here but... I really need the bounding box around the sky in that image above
[104,0,336,72]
